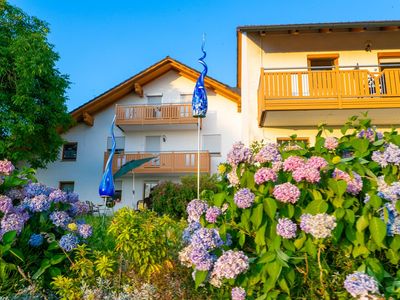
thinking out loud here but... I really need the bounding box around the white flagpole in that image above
[197,117,200,199]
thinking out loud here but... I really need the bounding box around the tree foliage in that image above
[0,1,72,168]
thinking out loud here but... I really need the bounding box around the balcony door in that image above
[147,95,162,119]
[145,136,161,166]
[307,54,339,98]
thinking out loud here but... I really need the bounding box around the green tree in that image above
[0,1,72,168]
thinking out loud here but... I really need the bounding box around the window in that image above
[147,95,162,104]
[378,52,400,71]
[143,181,158,199]
[107,136,125,154]
[377,53,400,94]
[113,190,122,202]
[307,54,339,70]
[59,181,74,193]
[202,134,221,155]
[62,143,78,161]
[180,93,192,103]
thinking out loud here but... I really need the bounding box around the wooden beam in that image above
[134,83,143,97]
[382,26,399,31]
[82,112,94,126]
[319,28,332,33]
[350,27,365,33]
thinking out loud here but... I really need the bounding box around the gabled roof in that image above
[71,57,241,123]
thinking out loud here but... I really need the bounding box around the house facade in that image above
[36,58,241,209]
[37,20,400,209]
[238,21,400,145]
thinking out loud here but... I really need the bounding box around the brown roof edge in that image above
[70,56,241,121]
[237,20,400,32]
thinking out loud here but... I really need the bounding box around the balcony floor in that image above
[260,107,400,127]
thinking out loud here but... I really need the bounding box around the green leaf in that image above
[251,203,264,230]
[369,195,382,210]
[50,254,66,265]
[194,270,208,289]
[356,215,369,232]
[328,178,347,197]
[351,138,370,154]
[255,223,267,247]
[305,199,328,214]
[353,245,369,258]
[390,236,400,251]
[263,198,277,220]
[238,231,245,247]
[369,217,387,247]
[266,261,282,284]
[294,233,306,250]
[240,209,251,231]
[213,192,226,207]
[1,231,17,245]
[366,258,384,281]
[345,209,355,224]
[258,252,276,264]
[49,267,61,278]
[9,248,24,262]
[278,278,290,295]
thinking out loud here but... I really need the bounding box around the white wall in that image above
[36,69,241,206]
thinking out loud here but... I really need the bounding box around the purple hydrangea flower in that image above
[231,287,246,300]
[227,142,251,165]
[77,224,92,239]
[344,272,379,298]
[24,183,54,197]
[187,199,208,223]
[67,192,79,203]
[189,246,216,271]
[190,228,223,251]
[273,183,301,204]
[300,213,336,238]
[324,137,339,150]
[29,233,44,247]
[182,221,201,244]
[283,156,305,172]
[254,143,281,163]
[49,189,68,203]
[49,211,72,228]
[381,203,400,236]
[254,167,277,185]
[276,218,297,239]
[358,127,382,142]
[377,176,400,202]
[59,233,79,252]
[68,201,90,216]
[28,194,51,212]
[1,213,26,235]
[0,195,13,213]
[234,188,255,209]
[372,143,400,168]
[6,188,25,201]
[0,160,15,175]
[332,169,363,195]
[205,206,222,223]
[210,250,249,281]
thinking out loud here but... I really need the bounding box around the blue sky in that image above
[8,0,400,111]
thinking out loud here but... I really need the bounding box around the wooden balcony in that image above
[115,103,198,130]
[258,68,400,126]
[104,151,210,175]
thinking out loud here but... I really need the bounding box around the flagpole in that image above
[197,117,200,199]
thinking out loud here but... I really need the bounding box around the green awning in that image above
[113,157,155,179]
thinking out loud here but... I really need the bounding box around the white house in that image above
[238,21,400,145]
[36,57,241,209]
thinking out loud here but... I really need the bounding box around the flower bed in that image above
[180,117,400,299]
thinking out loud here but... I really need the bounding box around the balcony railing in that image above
[104,151,210,175]
[115,103,197,126]
[258,67,400,117]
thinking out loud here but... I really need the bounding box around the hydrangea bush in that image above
[0,161,91,292]
[180,116,400,299]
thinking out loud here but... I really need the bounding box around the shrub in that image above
[151,174,219,219]
[0,161,91,294]
[179,116,400,299]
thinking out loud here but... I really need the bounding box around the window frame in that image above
[59,181,75,193]
[307,54,339,70]
[61,142,78,161]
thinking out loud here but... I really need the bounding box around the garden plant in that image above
[179,116,400,300]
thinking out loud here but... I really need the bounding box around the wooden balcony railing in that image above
[104,151,210,175]
[258,68,400,114]
[115,103,198,126]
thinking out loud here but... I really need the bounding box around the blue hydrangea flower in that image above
[59,233,79,252]
[49,189,67,203]
[29,233,44,247]
[344,271,379,298]
[77,224,92,239]
[49,211,72,228]
[28,194,51,212]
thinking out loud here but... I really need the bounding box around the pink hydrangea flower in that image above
[254,168,277,185]
[0,160,15,176]
[206,206,222,223]
[307,156,328,170]
[283,156,305,172]
[273,183,301,204]
[324,137,339,150]
[227,167,240,186]
[292,165,321,183]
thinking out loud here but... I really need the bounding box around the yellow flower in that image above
[218,164,226,174]
[67,223,78,231]
[332,156,341,164]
